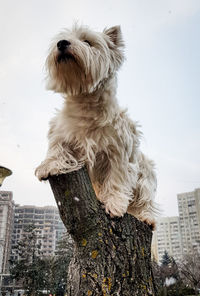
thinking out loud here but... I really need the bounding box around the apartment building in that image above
[0,191,14,273]
[155,216,182,263]
[177,188,200,254]
[11,205,65,260]
[153,188,200,263]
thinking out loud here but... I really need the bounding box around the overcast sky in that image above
[0,0,200,217]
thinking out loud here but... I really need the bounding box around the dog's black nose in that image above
[57,40,71,51]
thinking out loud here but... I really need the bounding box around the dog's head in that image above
[46,24,124,95]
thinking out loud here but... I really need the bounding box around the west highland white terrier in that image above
[35,24,157,227]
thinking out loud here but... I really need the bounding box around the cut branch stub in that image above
[49,166,156,296]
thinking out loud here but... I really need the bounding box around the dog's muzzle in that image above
[56,40,75,63]
[57,40,71,51]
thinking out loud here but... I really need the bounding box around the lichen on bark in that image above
[49,166,156,296]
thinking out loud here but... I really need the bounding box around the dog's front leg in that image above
[35,142,84,181]
[94,154,133,217]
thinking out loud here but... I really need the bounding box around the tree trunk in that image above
[194,285,198,296]
[49,166,156,296]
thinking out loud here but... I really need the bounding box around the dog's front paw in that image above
[104,195,128,218]
[35,158,84,181]
[141,216,156,230]
[35,160,61,181]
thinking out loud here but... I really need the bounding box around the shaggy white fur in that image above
[35,24,157,227]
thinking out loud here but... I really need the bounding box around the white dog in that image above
[35,24,157,228]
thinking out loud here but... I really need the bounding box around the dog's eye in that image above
[84,40,91,46]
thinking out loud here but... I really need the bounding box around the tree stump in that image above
[49,166,156,296]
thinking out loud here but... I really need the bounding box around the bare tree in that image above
[152,252,180,295]
[179,251,200,296]
[49,167,157,295]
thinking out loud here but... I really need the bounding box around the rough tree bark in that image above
[49,166,156,296]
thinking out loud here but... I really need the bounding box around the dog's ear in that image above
[103,26,124,47]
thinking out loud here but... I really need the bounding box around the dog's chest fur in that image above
[51,99,138,168]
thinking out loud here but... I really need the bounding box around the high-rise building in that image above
[10,205,66,261]
[0,191,14,273]
[153,188,200,263]
[177,188,200,254]
[154,216,182,263]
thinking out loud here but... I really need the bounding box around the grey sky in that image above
[0,0,200,216]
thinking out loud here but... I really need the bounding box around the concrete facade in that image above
[153,188,200,263]
[10,205,66,261]
[155,216,182,263]
[0,191,14,273]
[177,188,200,254]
